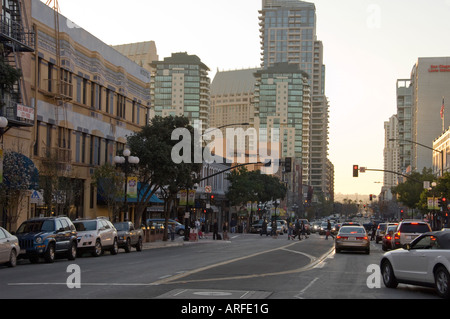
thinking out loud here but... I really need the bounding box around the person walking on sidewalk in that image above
[288,221,294,240]
[223,221,229,240]
[213,219,219,240]
[300,220,308,239]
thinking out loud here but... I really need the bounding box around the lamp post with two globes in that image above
[113,149,140,220]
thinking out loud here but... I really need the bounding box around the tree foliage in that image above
[0,151,38,230]
[91,163,123,221]
[391,168,434,210]
[127,116,202,228]
[226,167,287,208]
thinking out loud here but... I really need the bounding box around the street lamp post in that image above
[114,149,140,221]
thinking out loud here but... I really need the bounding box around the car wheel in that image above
[178,229,185,237]
[67,241,77,260]
[381,260,398,288]
[124,238,131,253]
[92,240,102,257]
[8,249,17,267]
[44,243,55,263]
[434,266,450,299]
[136,237,143,252]
[110,238,118,255]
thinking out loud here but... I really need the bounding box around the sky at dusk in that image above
[47,0,450,196]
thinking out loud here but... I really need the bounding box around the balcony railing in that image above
[40,79,74,101]
[0,14,34,52]
[0,98,34,127]
[41,146,72,163]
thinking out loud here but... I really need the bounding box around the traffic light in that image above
[209,194,215,205]
[369,194,373,201]
[439,197,447,209]
[353,165,359,177]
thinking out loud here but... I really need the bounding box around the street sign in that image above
[205,185,212,193]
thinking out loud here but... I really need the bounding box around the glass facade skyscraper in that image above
[150,52,211,132]
[259,0,332,200]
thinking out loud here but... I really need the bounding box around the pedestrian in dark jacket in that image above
[213,219,219,240]
[294,219,301,240]
[326,220,334,240]
[261,219,267,236]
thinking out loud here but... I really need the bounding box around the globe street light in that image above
[114,149,140,220]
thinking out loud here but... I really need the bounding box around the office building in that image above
[258,0,331,199]
[411,57,450,173]
[384,115,400,187]
[396,79,413,173]
[112,41,158,73]
[29,0,151,222]
[150,52,210,132]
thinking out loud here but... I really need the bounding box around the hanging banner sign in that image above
[127,177,138,199]
[179,189,187,206]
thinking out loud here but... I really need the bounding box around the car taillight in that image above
[386,235,391,240]
[394,231,400,239]
[356,236,368,240]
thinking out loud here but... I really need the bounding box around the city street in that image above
[0,233,441,300]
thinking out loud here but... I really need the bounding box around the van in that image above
[392,220,432,249]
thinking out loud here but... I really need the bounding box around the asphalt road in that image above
[0,232,442,300]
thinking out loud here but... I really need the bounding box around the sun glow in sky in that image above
[47,0,450,197]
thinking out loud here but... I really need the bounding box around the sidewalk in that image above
[142,234,232,250]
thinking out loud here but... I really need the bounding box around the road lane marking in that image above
[294,277,319,299]
[150,244,335,285]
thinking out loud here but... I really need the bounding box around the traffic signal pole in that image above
[353,166,422,184]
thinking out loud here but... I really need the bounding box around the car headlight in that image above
[35,237,43,244]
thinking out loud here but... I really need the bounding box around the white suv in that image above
[392,220,432,249]
[73,218,118,257]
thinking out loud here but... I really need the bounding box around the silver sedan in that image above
[335,225,370,254]
[0,227,20,267]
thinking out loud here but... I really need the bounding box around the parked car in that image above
[381,225,398,251]
[146,218,185,236]
[381,231,450,299]
[251,220,264,233]
[113,221,143,252]
[15,216,78,263]
[0,227,20,267]
[73,218,118,257]
[335,225,370,254]
[266,221,283,236]
[391,220,432,249]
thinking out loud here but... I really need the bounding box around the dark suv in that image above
[15,216,78,263]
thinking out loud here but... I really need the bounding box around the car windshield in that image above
[339,226,365,234]
[387,226,397,232]
[113,222,129,231]
[74,220,97,231]
[16,220,55,234]
[400,223,430,233]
